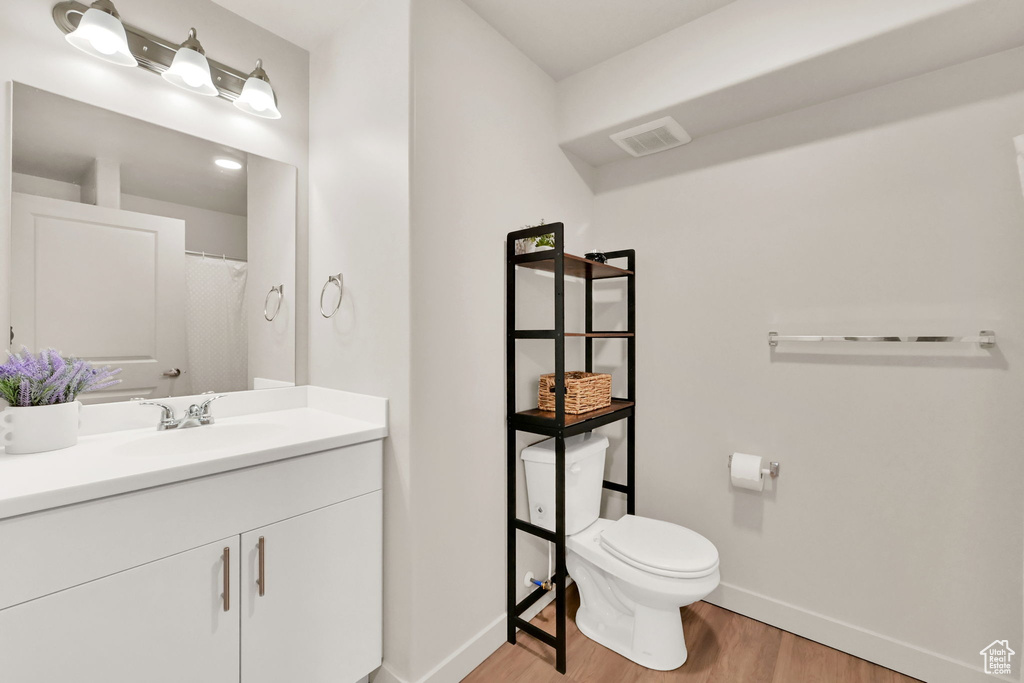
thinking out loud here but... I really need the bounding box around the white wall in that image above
[0,0,308,378]
[308,5,594,681]
[120,194,247,259]
[590,46,1024,683]
[307,0,413,679]
[407,0,593,680]
[246,156,296,387]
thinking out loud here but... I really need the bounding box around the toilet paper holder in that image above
[728,454,780,478]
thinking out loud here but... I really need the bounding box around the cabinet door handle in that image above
[257,536,266,597]
[223,546,231,612]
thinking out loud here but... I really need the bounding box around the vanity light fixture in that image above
[162,29,217,96]
[215,158,243,170]
[52,1,283,119]
[64,0,136,67]
[234,60,282,119]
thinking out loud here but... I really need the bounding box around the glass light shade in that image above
[234,77,281,119]
[65,7,137,67]
[162,47,218,96]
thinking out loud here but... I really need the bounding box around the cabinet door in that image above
[0,537,240,683]
[241,491,383,683]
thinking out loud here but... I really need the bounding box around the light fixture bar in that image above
[53,1,249,103]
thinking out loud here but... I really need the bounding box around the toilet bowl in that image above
[522,433,720,671]
[567,516,719,670]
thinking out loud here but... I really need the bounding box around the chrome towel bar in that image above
[768,330,996,348]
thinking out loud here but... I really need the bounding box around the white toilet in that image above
[522,433,720,671]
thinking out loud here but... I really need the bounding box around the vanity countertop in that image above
[0,386,388,520]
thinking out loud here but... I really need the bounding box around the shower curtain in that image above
[184,255,249,393]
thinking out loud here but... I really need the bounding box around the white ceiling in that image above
[460,0,738,80]
[13,85,248,216]
[209,0,736,79]
[209,0,369,51]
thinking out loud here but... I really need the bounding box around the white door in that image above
[0,537,240,683]
[10,193,188,402]
[241,491,383,683]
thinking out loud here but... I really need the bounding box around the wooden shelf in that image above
[513,252,632,280]
[513,399,634,431]
[565,332,634,338]
[514,330,634,339]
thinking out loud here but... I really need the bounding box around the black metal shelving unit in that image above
[505,222,636,674]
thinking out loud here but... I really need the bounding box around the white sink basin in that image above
[114,422,287,458]
[0,387,389,521]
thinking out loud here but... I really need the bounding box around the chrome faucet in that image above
[133,394,226,430]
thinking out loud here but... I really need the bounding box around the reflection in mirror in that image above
[6,83,297,403]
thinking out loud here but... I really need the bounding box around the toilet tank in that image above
[521,432,608,535]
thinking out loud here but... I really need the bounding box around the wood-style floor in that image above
[463,586,921,683]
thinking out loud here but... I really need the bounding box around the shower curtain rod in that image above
[185,250,248,264]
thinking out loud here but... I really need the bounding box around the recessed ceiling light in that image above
[215,158,243,170]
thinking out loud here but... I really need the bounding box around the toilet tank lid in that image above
[600,515,719,577]
[520,432,609,465]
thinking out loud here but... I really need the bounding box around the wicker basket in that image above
[538,372,612,415]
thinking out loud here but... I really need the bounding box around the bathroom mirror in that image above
[4,83,297,403]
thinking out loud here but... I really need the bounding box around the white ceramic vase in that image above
[1,401,81,454]
[515,238,536,255]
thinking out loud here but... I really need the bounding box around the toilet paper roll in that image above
[730,453,764,491]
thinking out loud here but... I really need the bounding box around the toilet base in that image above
[568,551,690,671]
[575,603,688,671]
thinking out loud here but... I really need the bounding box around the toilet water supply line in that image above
[530,543,554,591]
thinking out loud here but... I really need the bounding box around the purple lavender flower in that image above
[0,348,121,407]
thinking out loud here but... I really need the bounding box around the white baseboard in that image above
[707,582,1016,683]
[372,614,505,683]
[371,582,568,683]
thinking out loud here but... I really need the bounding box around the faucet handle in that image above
[132,397,176,420]
[198,394,227,414]
[197,395,226,411]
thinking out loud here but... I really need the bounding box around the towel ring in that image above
[264,285,284,322]
[320,273,343,318]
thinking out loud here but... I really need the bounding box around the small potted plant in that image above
[514,220,556,254]
[532,232,555,250]
[0,348,121,454]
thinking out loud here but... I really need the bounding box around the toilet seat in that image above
[600,515,719,579]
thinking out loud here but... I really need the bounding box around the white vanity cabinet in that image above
[0,439,383,683]
[0,537,242,682]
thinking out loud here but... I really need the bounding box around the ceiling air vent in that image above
[610,116,691,157]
